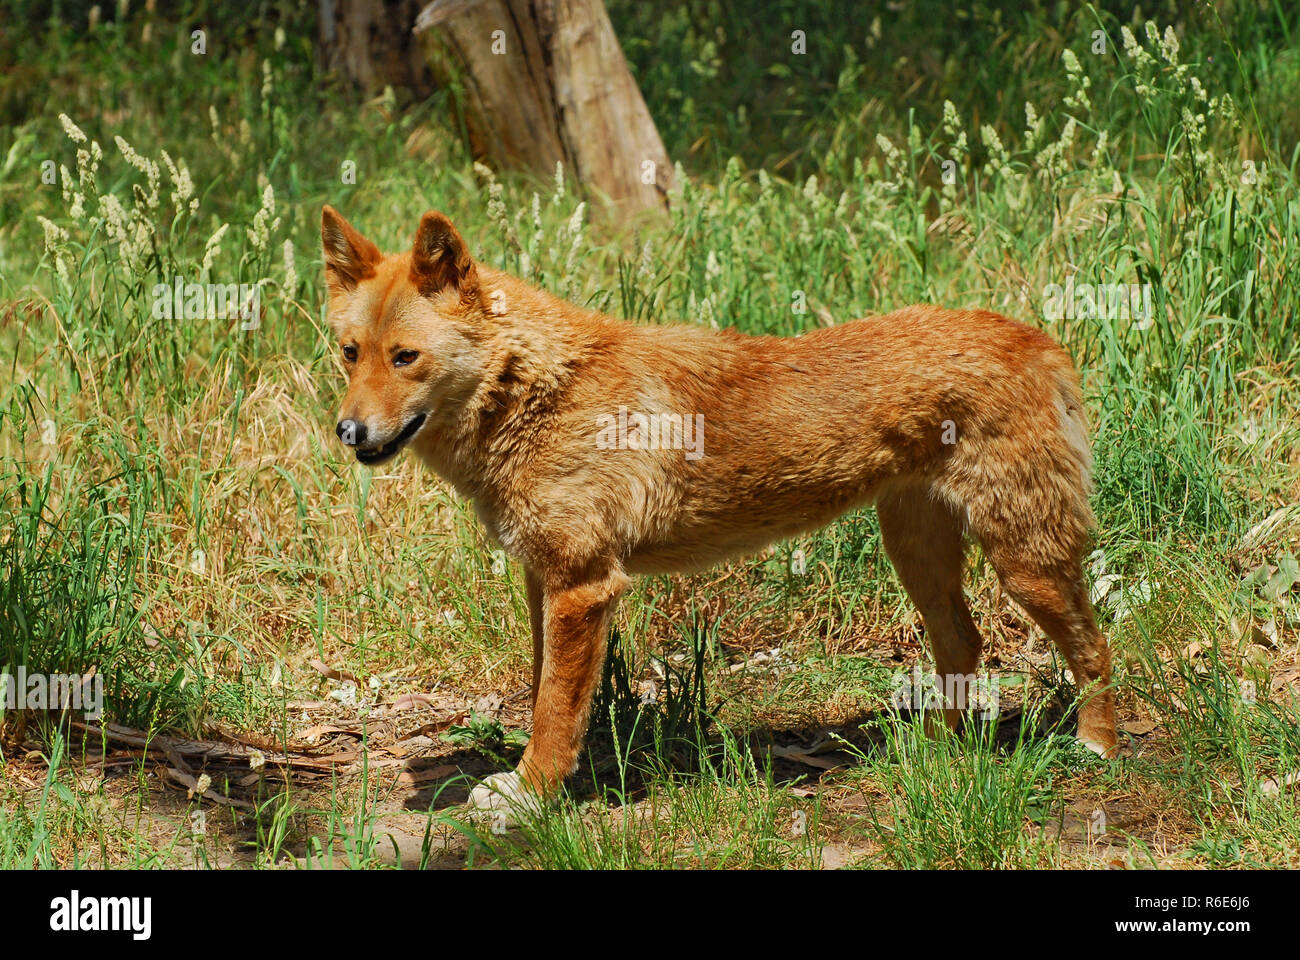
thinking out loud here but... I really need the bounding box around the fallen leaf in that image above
[1242,563,1271,589]
[1091,574,1122,605]
[313,750,363,764]
[1251,620,1280,649]
[397,763,460,786]
[768,744,846,770]
[1239,506,1300,552]
[298,724,362,744]
[1270,664,1300,693]
[388,693,435,713]
[412,718,459,738]
[1122,719,1158,736]
[1259,771,1300,797]
[142,623,164,649]
[308,659,359,685]
[1263,553,1300,601]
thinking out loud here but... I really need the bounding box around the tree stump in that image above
[414,0,673,213]
[318,0,434,97]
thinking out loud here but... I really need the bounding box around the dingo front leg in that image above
[470,564,629,816]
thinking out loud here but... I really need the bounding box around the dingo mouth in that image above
[355,413,427,465]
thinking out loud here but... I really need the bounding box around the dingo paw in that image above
[1079,735,1119,759]
[468,771,543,825]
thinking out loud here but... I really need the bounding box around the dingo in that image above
[319,206,1118,813]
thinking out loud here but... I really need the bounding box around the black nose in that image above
[336,419,366,446]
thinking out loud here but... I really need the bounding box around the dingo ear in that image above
[410,211,478,298]
[321,205,381,292]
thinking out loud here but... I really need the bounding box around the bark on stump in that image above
[415,0,672,213]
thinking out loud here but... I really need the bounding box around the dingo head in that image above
[321,206,488,465]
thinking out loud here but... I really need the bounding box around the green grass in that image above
[448,724,824,870]
[844,709,1082,869]
[0,0,1298,868]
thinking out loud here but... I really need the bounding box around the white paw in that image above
[467,771,543,824]
[1079,737,1117,759]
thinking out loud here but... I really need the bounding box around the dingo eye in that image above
[342,344,357,362]
[394,350,419,367]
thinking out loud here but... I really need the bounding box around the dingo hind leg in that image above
[877,483,985,733]
[981,543,1116,756]
[953,365,1118,756]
